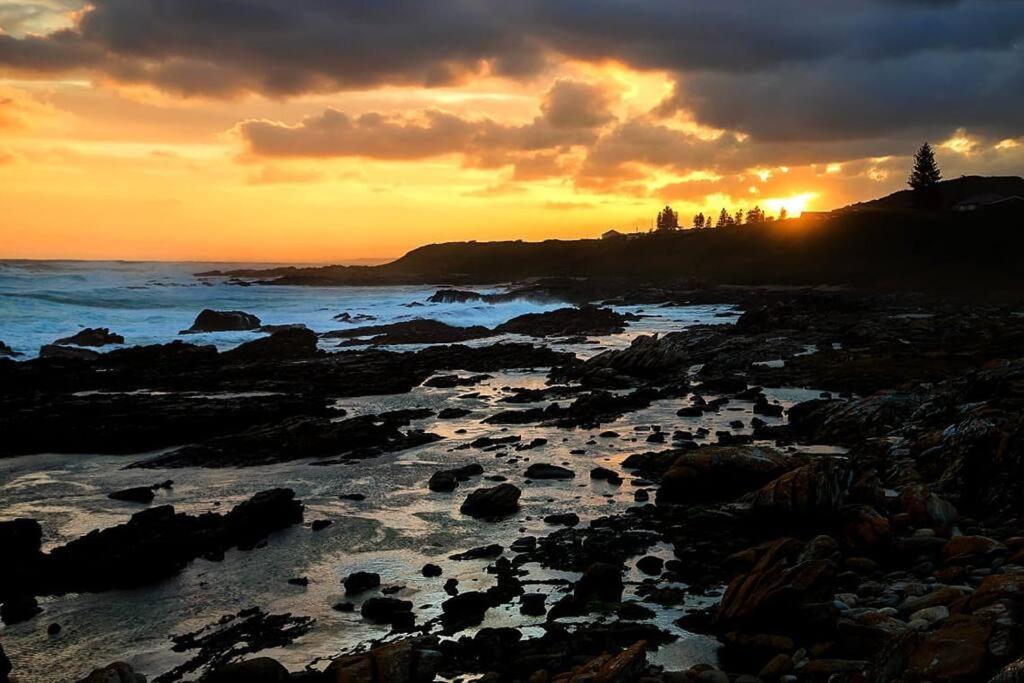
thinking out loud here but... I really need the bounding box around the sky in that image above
[1,0,1023,262]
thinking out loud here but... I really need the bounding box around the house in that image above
[601,229,625,240]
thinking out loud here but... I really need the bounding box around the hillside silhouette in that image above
[206,176,1024,293]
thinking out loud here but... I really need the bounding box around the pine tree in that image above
[778,207,788,221]
[693,213,704,229]
[908,142,942,191]
[716,208,732,228]
[734,209,745,225]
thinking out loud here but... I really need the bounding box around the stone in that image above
[636,556,664,576]
[656,446,791,504]
[181,309,261,333]
[904,616,993,682]
[460,484,521,519]
[422,563,442,578]
[360,597,413,624]
[524,464,575,480]
[344,571,381,595]
[108,486,156,504]
[205,657,289,682]
[53,328,124,347]
[441,591,490,631]
[575,563,623,604]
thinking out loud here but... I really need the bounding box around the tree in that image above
[734,209,745,225]
[656,205,679,231]
[746,206,765,224]
[778,207,788,221]
[693,212,705,229]
[908,142,942,207]
[716,208,733,228]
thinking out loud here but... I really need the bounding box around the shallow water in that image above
[0,261,841,682]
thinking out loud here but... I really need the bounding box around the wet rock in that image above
[460,484,521,519]
[903,615,994,682]
[344,571,381,595]
[339,493,366,501]
[428,289,484,303]
[429,464,483,492]
[361,597,413,624]
[204,657,289,682]
[423,374,490,388]
[544,513,580,527]
[575,563,624,604]
[311,519,332,532]
[422,563,443,578]
[657,446,792,504]
[53,328,124,347]
[38,344,100,361]
[326,319,492,345]
[108,486,156,504]
[221,328,320,361]
[590,466,619,480]
[74,662,146,683]
[450,544,504,561]
[743,459,848,518]
[0,595,41,625]
[47,622,62,635]
[495,306,636,338]
[0,518,43,600]
[325,639,441,682]
[636,556,664,576]
[36,489,303,596]
[943,535,1006,561]
[519,593,547,617]
[441,591,491,631]
[438,407,472,419]
[524,464,575,480]
[0,341,21,357]
[181,309,261,333]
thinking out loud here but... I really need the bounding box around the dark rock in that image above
[47,622,62,636]
[495,306,636,337]
[428,471,458,492]
[460,484,521,519]
[0,341,22,357]
[181,309,261,333]
[325,319,492,345]
[74,662,146,683]
[544,513,580,526]
[339,493,366,501]
[204,657,289,682]
[422,563,443,577]
[617,602,656,620]
[108,486,156,504]
[427,289,484,303]
[657,446,793,505]
[311,519,332,532]
[0,595,41,624]
[575,563,624,604]
[441,591,491,631]
[438,407,472,419]
[53,328,124,347]
[450,544,503,561]
[520,593,547,616]
[38,345,99,361]
[424,373,490,388]
[360,597,413,624]
[344,571,381,595]
[744,459,848,518]
[287,577,308,587]
[636,556,664,576]
[221,328,320,362]
[524,463,575,480]
[590,466,619,480]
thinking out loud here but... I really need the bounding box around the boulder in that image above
[53,328,124,347]
[324,640,440,683]
[495,306,636,338]
[943,536,1006,561]
[75,662,146,683]
[324,319,492,345]
[441,591,491,631]
[222,328,320,361]
[460,484,521,519]
[344,571,381,595]
[904,616,994,682]
[657,446,791,504]
[108,486,155,504]
[38,344,100,361]
[575,563,624,604]
[0,595,41,624]
[524,463,575,480]
[181,309,261,333]
[205,657,289,682]
[744,459,848,518]
[360,597,412,624]
[0,341,21,357]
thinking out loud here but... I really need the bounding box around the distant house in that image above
[601,229,626,240]
[954,194,1024,212]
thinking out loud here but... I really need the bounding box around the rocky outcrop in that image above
[324,319,492,345]
[53,328,125,347]
[460,484,521,519]
[656,446,793,504]
[221,327,320,361]
[0,341,21,357]
[495,306,637,338]
[743,459,848,518]
[180,309,261,333]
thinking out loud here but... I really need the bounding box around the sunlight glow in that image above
[763,192,817,217]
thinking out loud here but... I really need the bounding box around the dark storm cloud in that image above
[1,0,1023,151]
[237,79,614,163]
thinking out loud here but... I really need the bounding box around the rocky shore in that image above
[2,287,1024,682]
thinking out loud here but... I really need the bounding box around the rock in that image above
[442,591,491,631]
[520,593,547,616]
[53,328,124,347]
[438,407,472,419]
[427,289,485,303]
[524,463,575,480]
[311,519,332,531]
[38,344,100,360]
[460,484,521,519]
[0,643,9,682]
[904,615,994,682]
[205,657,289,682]
[181,309,261,333]
[0,341,22,357]
[943,536,1006,561]
[550,640,649,683]
[575,563,624,604]
[360,596,413,624]
[108,486,156,504]
[964,574,1024,613]
[75,662,146,683]
[495,306,636,338]
[744,459,848,518]
[422,563,443,578]
[717,538,837,635]
[324,640,440,683]
[0,518,43,599]
[287,577,308,587]
[47,622,62,635]
[428,471,458,492]
[657,446,792,504]
[222,328,320,361]
[991,657,1024,683]
[591,466,619,480]
[0,595,41,624]
[900,484,959,527]
[450,544,504,561]
[544,513,580,527]
[636,556,664,576]
[325,319,492,345]
[617,602,656,620]
[423,374,491,388]
[344,571,381,595]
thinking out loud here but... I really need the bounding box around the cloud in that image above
[539,79,616,129]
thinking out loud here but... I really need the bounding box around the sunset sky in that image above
[1,1,1023,262]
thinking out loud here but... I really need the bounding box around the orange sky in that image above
[1,10,1021,262]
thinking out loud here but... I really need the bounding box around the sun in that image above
[763,192,818,217]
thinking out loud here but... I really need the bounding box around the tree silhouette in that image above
[746,206,765,224]
[693,212,705,229]
[734,209,745,225]
[908,142,942,208]
[716,208,733,228]
[778,207,788,221]
[656,206,679,231]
